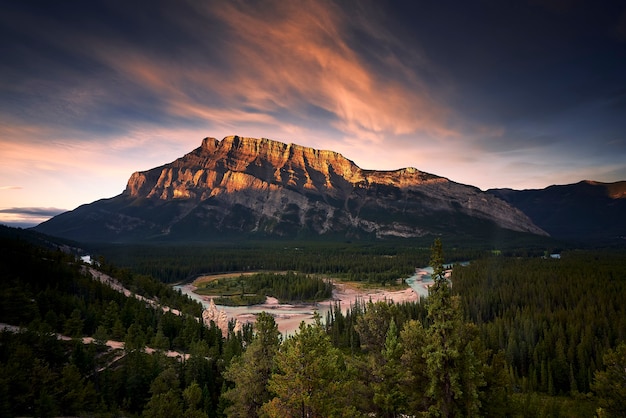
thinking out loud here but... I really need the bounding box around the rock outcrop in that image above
[202,299,241,337]
[34,135,547,242]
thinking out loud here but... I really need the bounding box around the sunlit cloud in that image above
[71,0,463,149]
[0,0,624,215]
[201,1,459,140]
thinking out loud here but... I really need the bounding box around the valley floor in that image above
[178,279,420,334]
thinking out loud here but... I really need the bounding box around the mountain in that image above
[34,135,546,243]
[488,181,626,242]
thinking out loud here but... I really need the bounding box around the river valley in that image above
[175,267,439,334]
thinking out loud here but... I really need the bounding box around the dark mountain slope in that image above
[488,180,626,242]
[34,136,546,243]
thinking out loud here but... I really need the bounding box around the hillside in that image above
[488,180,626,242]
[0,225,243,416]
[34,135,545,243]
[2,226,625,416]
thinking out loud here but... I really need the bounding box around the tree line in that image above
[1,227,625,417]
[0,233,252,416]
[221,240,626,416]
[90,241,485,285]
[198,271,332,306]
[222,240,503,417]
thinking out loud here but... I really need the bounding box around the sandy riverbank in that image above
[177,280,419,334]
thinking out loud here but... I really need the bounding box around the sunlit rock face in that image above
[125,135,363,201]
[35,135,546,242]
[121,136,546,238]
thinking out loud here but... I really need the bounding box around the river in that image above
[174,264,465,335]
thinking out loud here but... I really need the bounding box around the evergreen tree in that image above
[261,315,349,418]
[423,239,483,417]
[400,319,429,413]
[355,300,396,355]
[372,318,407,417]
[64,308,84,338]
[222,312,281,417]
[183,382,209,418]
[142,390,183,418]
[151,324,170,351]
[592,342,626,417]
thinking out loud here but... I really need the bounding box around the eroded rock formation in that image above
[202,299,241,337]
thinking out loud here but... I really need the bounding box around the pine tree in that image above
[261,314,348,418]
[592,342,626,416]
[423,239,483,417]
[400,319,429,413]
[372,318,407,417]
[222,312,281,418]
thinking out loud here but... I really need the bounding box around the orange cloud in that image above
[202,1,456,139]
[82,0,459,145]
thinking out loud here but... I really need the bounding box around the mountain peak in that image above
[35,135,547,242]
[581,180,626,199]
[201,136,219,151]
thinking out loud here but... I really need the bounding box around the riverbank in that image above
[176,278,420,334]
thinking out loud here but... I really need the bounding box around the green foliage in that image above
[0,232,232,416]
[142,390,183,418]
[200,271,332,305]
[400,319,430,412]
[372,318,408,416]
[262,315,355,417]
[2,226,625,417]
[453,251,626,395]
[222,312,281,417]
[423,238,484,417]
[90,241,479,284]
[592,342,626,416]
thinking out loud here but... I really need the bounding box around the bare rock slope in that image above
[35,136,546,242]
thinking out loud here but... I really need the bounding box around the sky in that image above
[1,0,626,227]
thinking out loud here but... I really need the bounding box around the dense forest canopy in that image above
[196,271,333,306]
[452,252,626,396]
[1,226,625,417]
[89,240,545,284]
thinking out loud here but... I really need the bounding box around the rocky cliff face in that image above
[34,135,546,242]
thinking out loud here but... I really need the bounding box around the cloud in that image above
[35,0,461,147]
[1,0,624,204]
[0,207,67,228]
[0,207,66,217]
[199,1,459,140]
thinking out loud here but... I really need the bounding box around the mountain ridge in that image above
[35,135,548,242]
[488,180,626,242]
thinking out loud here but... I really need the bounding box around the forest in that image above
[88,240,548,285]
[0,226,625,417]
[196,271,333,306]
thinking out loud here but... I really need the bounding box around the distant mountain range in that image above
[33,136,625,244]
[488,181,626,243]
